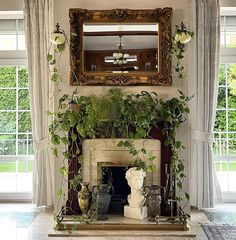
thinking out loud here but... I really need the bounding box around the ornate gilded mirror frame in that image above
[69,8,173,86]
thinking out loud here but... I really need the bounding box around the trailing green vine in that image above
[172,22,194,89]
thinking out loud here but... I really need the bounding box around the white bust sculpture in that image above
[125,167,146,208]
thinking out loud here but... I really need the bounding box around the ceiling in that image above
[83,35,158,51]
[83,23,158,51]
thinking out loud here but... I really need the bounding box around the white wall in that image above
[221,0,236,7]
[54,0,191,213]
[0,0,23,11]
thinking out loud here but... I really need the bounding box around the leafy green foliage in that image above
[0,66,32,156]
[49,89,191,206]
[215,64,236,136]
[0,89,16,110]
[0,112,16,133]
[18,89,30,110]
[0,66,16,87]
[18,66,28,87]
[18,112,32,132]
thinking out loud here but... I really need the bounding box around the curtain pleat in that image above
[23,0,55,207]
[189,0,221,209]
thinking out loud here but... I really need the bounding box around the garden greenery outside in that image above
[0,66,33,173]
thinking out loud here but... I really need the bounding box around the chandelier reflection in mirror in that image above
[113,35,129,65]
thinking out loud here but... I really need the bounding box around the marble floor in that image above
[1,203,233,240]
[0,203,209,240]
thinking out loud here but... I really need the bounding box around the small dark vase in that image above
[78,182,91,216]
[144,185,162,222]
[93,184,113,221]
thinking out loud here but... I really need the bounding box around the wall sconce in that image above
[175,22,193,44]
[50,23,66,45]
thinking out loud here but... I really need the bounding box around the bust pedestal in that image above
[124,205,148,220]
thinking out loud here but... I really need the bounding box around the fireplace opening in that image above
[101,166,132,214]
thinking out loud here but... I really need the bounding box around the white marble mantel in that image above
[82,139,161,187]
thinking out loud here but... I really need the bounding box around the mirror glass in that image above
[83,23,158,73]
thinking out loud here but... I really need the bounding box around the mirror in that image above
[69,8,172,86]
[83,23,158,73]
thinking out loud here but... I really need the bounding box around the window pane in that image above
[228,160,236,191]
[217,87,226,109]
[215,160,228,191]
[18,160,33,173]
[0,89,16,110]
[0,134,16,155]
[18,134,32,155]
[0,66,16,87]
[0,19,16,33]
[214,110,226,131]
[18,89,30,110]
[28,140,34,155]
[219,64,226,85]
[226,16,236,48]
[221,32,225,47]
[228,89,236,108]
[18,35,25,50]
[229,139,236,155]
[18,19,24,34]
[229,133,236,139]
[228,111,236,131]
[18,139,27,155]
[18,112,31,132]
[227,63,236,85]
[18,66,28,87]
[226,33,236,48]
[0,35,16,50]
[0,159,16,173]
[0,112,16,133]
[213,138,227,155]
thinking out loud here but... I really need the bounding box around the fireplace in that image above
[82,139,161,214]
[66,126,174,216]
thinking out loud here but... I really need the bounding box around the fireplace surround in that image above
[66,125,175,216]
[82,139,160,214]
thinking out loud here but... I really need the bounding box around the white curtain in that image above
[189,0,221,209]
[23,0,55,207]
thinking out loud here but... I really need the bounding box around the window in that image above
[0,19,25,50]
[0,12,33,200]
[214,13,236,201]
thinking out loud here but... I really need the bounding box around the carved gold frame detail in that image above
[69,8,173,86]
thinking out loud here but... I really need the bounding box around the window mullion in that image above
[225,64,230,192]
[16,19,19,51]
[15,66,19,177]
[224,16,226,48]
